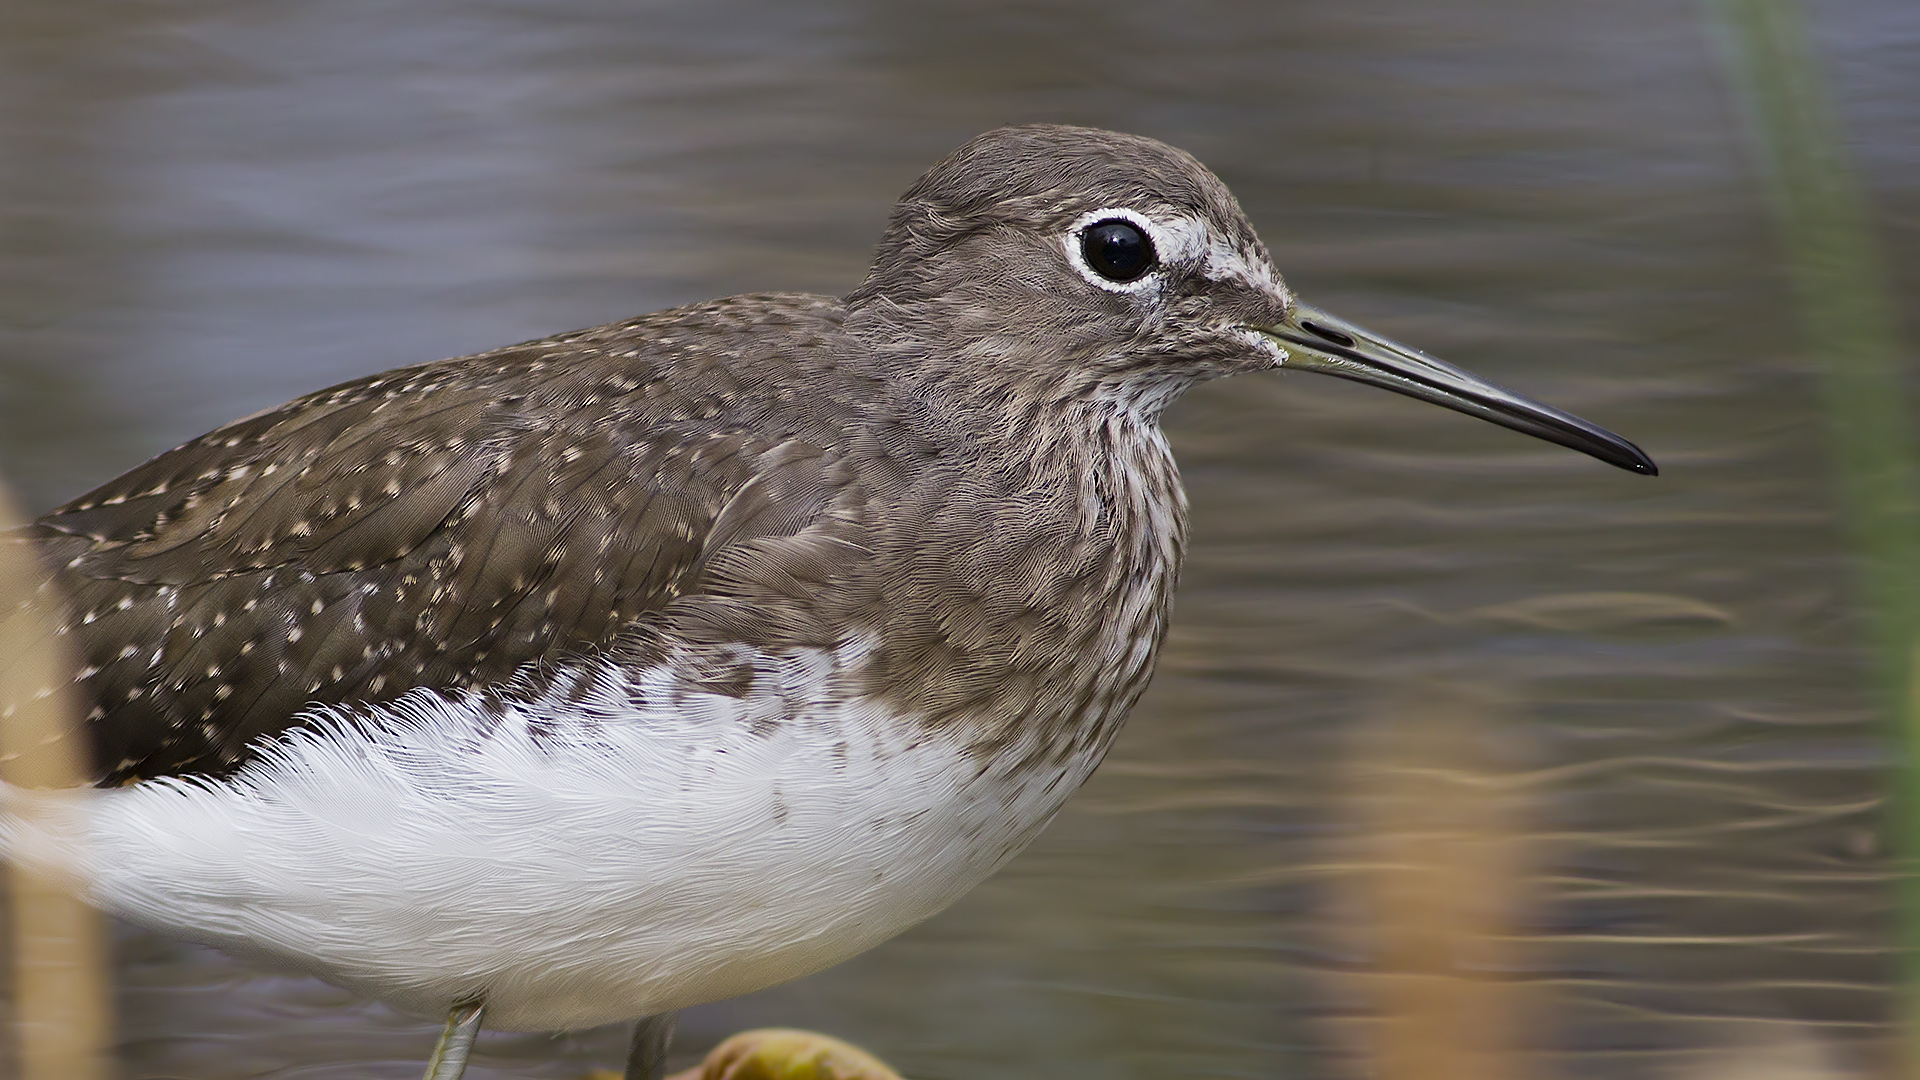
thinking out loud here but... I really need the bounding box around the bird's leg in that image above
[422,999,486,1080]
[623,1012,678,1080]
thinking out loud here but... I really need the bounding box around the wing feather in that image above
[9,294,868,782]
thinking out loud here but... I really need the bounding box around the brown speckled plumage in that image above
[12,126,1285,787]
[20,295,864,781]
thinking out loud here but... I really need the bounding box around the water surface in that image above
[2,1,1917,1077]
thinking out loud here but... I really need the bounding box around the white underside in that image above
[1,640,1099,1030]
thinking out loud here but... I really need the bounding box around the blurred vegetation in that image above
[1703,0,1918,1066]
[0,481,109,1080]
[1336,682,1530,1080]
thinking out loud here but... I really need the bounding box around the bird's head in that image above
[848,124,1654,475]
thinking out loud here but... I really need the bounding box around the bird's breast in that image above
[865,411,1188,766]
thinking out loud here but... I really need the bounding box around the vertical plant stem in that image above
[0,484,109,1080]
[1704,0,1919,1060]
[1342,681,1529,1080]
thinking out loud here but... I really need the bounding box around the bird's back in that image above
[16,293,870,782]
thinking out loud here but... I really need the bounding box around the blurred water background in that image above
[1,0,1916,1077]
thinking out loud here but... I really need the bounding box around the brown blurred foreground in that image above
[0,482,110,1080]
[1332,680,1853,1080]
[1335,682,1529,1080]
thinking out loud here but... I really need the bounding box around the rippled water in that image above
[2,1,1916,1077]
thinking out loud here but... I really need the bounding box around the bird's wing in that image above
[13,303,864,783]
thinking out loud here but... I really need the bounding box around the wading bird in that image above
[1,125,1653,1079]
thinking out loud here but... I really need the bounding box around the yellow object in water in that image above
[585,1028,902,1080]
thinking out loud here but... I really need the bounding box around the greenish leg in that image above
[422,1000,486,1080]
[624,1012,677,1080]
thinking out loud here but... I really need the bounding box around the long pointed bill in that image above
[1258,301,1657,476]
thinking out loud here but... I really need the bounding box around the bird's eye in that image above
[1080,219,1157,283]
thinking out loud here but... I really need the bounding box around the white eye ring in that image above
[1063,207,1168,296]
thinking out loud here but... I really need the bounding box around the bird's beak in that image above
[1256,301,1657,476]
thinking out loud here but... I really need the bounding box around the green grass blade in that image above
[1703,0,1918,1058]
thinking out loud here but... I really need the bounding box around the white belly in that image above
[10,647,1101,1031]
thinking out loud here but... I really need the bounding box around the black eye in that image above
[1080,218,1157,283]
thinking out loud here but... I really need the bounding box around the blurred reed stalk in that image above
[0,482,110,1080]
[1702,0,1920,1062]
[1339,682,1530,1080]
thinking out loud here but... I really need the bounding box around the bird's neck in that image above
[863,385,1189,769]
[840,296,1194,761]
[843,289,1204,423]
